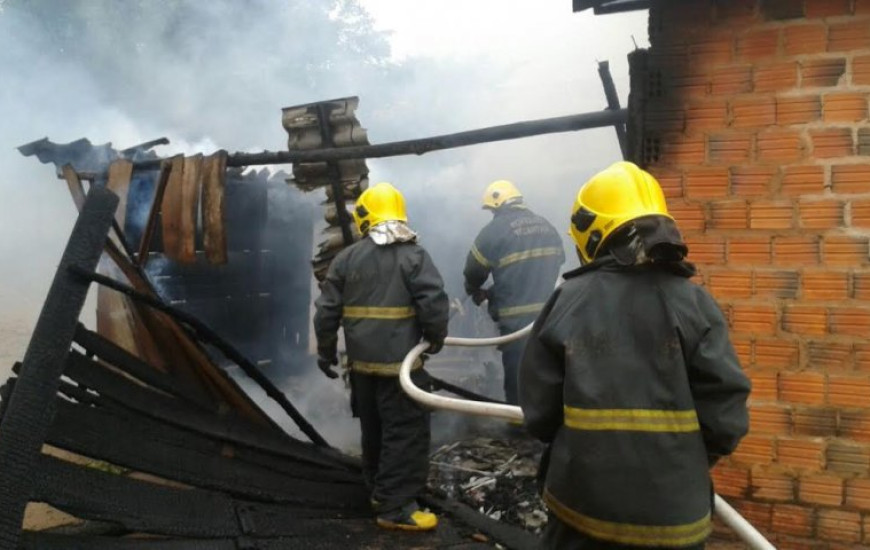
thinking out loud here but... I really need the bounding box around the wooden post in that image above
[0,186,117,548]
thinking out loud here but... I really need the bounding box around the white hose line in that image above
[398,324,776,550]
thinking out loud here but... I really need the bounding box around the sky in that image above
[0,0,648,442]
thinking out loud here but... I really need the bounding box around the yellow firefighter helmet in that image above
[482,180,523,210]
[353,182,408,235]
[570,161,672,263]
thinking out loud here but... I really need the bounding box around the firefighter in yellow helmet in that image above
[463,180,564,405]
[519,162,750,549]
[314,182,449,531]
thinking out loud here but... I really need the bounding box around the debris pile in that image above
[429,437,548,534]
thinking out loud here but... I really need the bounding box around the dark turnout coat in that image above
[314,237,449,376]
[519,259,750,548]
[463,205,564,330]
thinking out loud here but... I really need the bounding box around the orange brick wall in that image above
[637,1,870,547]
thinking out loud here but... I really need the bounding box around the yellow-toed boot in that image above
[376,503,438,531]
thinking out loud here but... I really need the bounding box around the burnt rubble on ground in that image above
[429,436,548,534]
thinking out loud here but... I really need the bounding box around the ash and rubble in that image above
[429,436,549,534]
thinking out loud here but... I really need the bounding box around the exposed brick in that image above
[780,165,825,196]
[755,338,799,369]
[684,167,729,198]
[748,370,779,401]
[685,99,727,132]
[777,95,822,126]
[754,61,799,93]
[803,271,849,300]
[667,201,706,232]
[772,504,814,538]
[757,130,805,163]
[709,270,752,299]
[732,95,777,128]
[708,133,752,164]
[751,404,792,435]
[711,65,753,96]
[782,305,828,336]
[752,468,796,501]
[709,200,748,229]
[806,0,851,17]
[729,237,772,265]
[737,28,781,62]
[711,463,750,498]
[688,29,735,68]
[801,58,847,87]
[777,438,825,470]
[734,500,773,532]
[817,509,861,543]
[824,236,870,266]
[755,270,799,298]
[733,335,753,366]
[811,128,854,158]
[824,93,869,123]
[750,200,794,229]
[669,67,710,98]
[808,340,853,371]
[858,0,870,14]
[852,199,870,228]
[855,272,870,300]
[661,135,707,165]
[828,21,870,53]
[780,370,827,404]
[734,434,775,465]
[841,410,870,443]
[799,474,843,506]
[829,306,870,337]
[853,55,870,86]
[730,166,775,197]
[831,164,870,194]
[784,23,827,56]
[714,0,757,23]
[829,375,870,407]
[857,343,870,372]
[774,236,820,266]
[652,169,682,199]
[793,407,837,437]
[845,478,870,511]
[685,236,725,264]
[799,200,844,229]
[860,128,870,156]
[761,0,805,20]
[733,303,778,335]
[827,440,870,475]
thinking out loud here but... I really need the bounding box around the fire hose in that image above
[399,326,776,550]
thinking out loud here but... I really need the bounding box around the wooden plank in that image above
[61,165,86,211]
[201,151,228,264]
[160,155,185,262]
[20,533,236,550]
[0,187,117,549]
[96,262,141,359]
[179,154,203,263]
[138,160,173,267]
[106,159,133,228]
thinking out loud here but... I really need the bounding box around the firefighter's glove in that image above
[471,288,489,306]
[424,332,447,355]
[317,355,339,379]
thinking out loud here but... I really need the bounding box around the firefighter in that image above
[463,180,564,405]
[519,161,751,549]
[314,182,449,531]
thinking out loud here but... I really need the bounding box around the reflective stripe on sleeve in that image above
[497,302,546,317]
[342,306,416,320]
[470,244,491,268]
[351,357,423,376]
[563,407,701,433]
[498,246,562,268]
[543,489,712,547]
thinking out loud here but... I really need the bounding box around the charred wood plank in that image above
[0,187,117,549]
[138,161,172,267]
[421,494,539,550]
[46,400,368,507]
[201,152,228,264]
[126,109,628,171]
[20,533,236,550]
[69,267,330,448]
[73,324,213,411]
[160,155,185,262]
[107,160,134,228]
[597,61,628,159]
[178,155,203,263]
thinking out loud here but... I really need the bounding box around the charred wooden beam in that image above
[137,159,173,267]
[597,61,628,159]
[0,186,117,548]
[118,109,627,172]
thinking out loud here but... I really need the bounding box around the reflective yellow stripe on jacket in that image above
[343,306,415,320]
[544,489,712,547]
[563,407,700,433]
[498,246,562,268]
[470,244,491,268]
[352,357,423,376]
[497,302,546,318]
